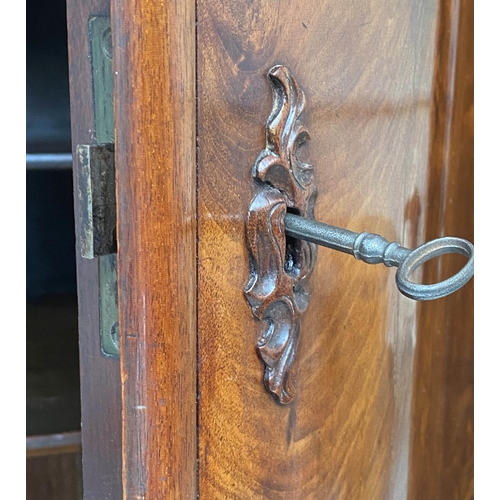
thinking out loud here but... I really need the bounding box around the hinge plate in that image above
[76,15,119,359]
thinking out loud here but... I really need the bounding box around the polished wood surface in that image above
[410,0,474,498]
[61,0,474,497]
[112,0,197,497]
[196,0,447,498]
[66,1,123,498]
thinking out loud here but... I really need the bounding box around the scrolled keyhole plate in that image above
[244,65,317,405]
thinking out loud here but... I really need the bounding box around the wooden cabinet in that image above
[66,0,473,498]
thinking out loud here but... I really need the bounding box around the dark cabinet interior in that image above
[26,0,71,154]
[26,0,83,497]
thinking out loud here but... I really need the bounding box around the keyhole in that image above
[284,208,301,276]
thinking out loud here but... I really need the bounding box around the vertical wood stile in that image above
[112,0,197,497]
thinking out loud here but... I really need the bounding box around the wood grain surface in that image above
[197,0,444,498]
[112,0,197,497]
[66,1,123,498]
[65,0,473,497]
[409,0,474,498]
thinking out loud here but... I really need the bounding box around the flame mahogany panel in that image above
[196,0,456,498]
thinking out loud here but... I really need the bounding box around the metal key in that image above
[284,214,474,301]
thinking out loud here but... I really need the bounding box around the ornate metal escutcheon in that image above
[244,65,317,404]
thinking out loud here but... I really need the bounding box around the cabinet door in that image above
[70,0,472,498]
